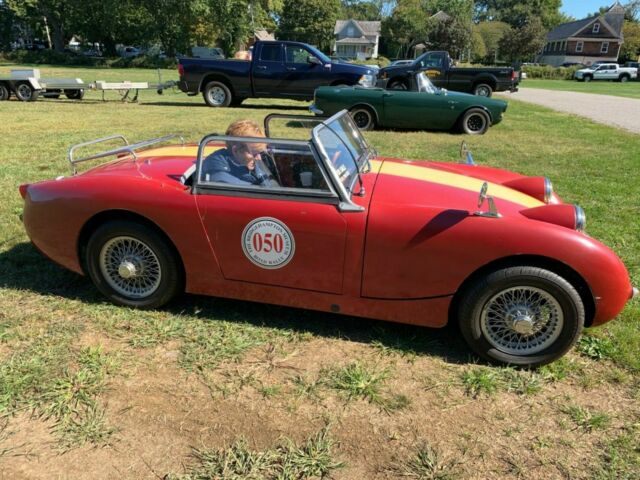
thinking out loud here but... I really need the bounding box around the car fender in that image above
[458,104,494,124]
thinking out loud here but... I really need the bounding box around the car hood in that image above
[369,158,545,216]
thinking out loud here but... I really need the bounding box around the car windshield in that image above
[306,45,331,64]
[416,72,439,94]
[313,112,371,194]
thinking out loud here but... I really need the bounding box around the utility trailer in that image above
[0,69,176,102]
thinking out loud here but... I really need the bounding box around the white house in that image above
[333,20,381,60]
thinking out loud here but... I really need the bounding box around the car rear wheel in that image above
[86,220,183,309]
[457,266,584,367]
[0,83,9,101]
[15,81,39,102]
[473,83,493,97]
[349,106,376,131]
[584,75,592,83]
[203,81,232,107]
[460,108,490,135]
[388,80,408,90]
[619,75,629,83]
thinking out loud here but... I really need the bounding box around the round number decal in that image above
[242,217,295,269]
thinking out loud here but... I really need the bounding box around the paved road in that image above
[498,88,640,134]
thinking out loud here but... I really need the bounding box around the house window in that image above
[593,23,600,34]
[347,27,354,37]
[601,42,609,54]
[576,41,584,53]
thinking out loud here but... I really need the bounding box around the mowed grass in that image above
[1,64,639,478]
[522,78,640,99]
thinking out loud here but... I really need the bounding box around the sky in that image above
[561,0,612,19]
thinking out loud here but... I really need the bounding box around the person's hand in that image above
[246,159,255,171]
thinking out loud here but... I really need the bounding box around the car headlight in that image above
[503,176,554,204]
[358,75,375,87]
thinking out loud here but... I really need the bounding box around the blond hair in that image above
[225,120,266,151]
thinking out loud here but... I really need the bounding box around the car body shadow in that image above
[0,242,471,365]
[143,101,310,111]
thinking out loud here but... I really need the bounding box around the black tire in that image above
[0,83,9,101]
[349,106,376,131]
[65,89,85,100]
[457,266,584,367]
[86,220,183,309]
[388,79,408,90]
[15,81,39,102]
[619,74,629,83]
[473,83,493,97]
[459,108,491,135]
[584,75,592,83]
[203,80,232,107]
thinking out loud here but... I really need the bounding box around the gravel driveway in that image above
[499,88,640,134]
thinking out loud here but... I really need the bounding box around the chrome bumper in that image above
[309,104,323,115]
[632,287,639,299]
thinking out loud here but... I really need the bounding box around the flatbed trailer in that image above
[0,69,176,102]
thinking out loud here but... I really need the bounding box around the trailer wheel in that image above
[0,83,9,101]
[203,81,232,107]
[65,89,85,100]
[15,82,39,102]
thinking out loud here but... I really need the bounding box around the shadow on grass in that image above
[0,242,471,365]
[142,100,310,111]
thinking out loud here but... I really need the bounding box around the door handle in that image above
[256,65,267,70]
[286,67,296,71]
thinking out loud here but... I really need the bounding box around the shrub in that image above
[522,65,582,80]
[0,50,177,69]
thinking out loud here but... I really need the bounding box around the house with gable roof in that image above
[333,20,381,60]
[538,2,625,66]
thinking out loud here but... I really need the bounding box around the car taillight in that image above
[178,64,184,77]
[19,183,29,199]
[511,70,518,81]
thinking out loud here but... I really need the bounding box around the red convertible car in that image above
[20,111,636,367]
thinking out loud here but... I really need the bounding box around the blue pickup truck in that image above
[178,40,377,107]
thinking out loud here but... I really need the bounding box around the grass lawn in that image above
[522,78,640,99]
[1,64,639,479]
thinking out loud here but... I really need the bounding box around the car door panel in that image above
[195,194,348,294]
[383,91,454,130]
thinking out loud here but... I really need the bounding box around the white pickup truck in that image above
[574,63,638,83]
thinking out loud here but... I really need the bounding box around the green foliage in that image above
[474,21,511,62]
[475,0,564,29]
[521,64,581,80]
[328,362,389,403]
[427,16,472,58]
[391,442,462,480]
[278,0,341,51]
[595,423,640,480]
[577,334,616,360]
[168,427,344,479]
[461,367,499,397]
[498,16,547,62]
[620,20,640,63]
[561,404,611,432]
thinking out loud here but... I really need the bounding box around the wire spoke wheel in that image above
[99,236,162,299]
[480,286,564,356]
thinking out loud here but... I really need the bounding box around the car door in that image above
[252,43,286,95]
[193,137,348,294]
[382,90,455,130]
[593,65,608,80]
[282,44,329,97]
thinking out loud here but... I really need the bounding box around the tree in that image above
[620,20,640,62]
[5,0,74,51]
[498,16,546,62]
[427,16,472,58]
[278,0,340,51]
[474,21,510,62]
[341,0,381,20]
[475,0,563,29]
[382,0,429,57]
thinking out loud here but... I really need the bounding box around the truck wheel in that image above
[15,82,39,102]
[457,266,584,367]
[349,106,376,131]
[203,81,232,107]
[473,83,493,97]
[584,75,592,83]
[0,83,9,101]
[619,74,629,83]
[388,79,408,90]
[65,89,85,100]
[460,108,490,135]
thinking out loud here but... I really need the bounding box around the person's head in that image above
[226,120,267,168]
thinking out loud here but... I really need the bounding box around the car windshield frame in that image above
[416,72,439,94]
[311,110,372,207]
[306,44,331,64]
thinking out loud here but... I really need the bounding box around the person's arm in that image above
[208,170,254,185]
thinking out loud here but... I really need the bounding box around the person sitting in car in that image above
[202,119,278,187]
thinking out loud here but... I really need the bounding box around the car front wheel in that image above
[460,108,490,135]
[584,75,592,83]
[203,81,232,107]
[86,221,183,309]
[457,266,584,367]
[349,106,376,131]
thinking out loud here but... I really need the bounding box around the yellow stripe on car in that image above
[373,160,543,208]
[139,145,223,157]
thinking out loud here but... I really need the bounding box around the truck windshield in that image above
[313,112,370,194]
[306,45,331,64]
